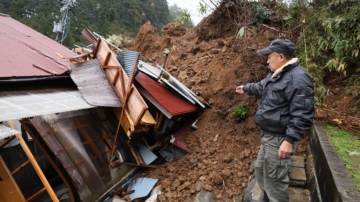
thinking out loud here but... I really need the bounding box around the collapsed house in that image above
[0,13,204,201]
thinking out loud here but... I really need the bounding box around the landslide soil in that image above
[124,2,360,202]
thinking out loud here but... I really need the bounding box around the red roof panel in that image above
[0,14,76,78]
[135,72,201,118]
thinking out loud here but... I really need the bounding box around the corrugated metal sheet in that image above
[137,61,205,108]
[70,60,122,107]
[135,72,201,119]
[117,51,140,77]
[0,88,94,122]
[0,15,75,78]
[137,143,157,165]
[127,177,158,201]
[0,124,19,139]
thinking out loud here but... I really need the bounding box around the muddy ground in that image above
[122,2,360,201]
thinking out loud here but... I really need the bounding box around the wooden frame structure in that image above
[1,120,59,202]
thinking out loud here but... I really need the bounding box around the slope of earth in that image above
[126,2,311,201]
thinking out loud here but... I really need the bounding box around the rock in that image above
[178,70,188,80]
[178,176,186,183]
[289,167,307,187]
[223,154,233,163]
[217,40,225,46]
[244,148,251,157]
[213,174,223,185]
[203,184,213,191]
[231,44,242,53]
[180,53,187,59]
[168,165,176,172]
[221,168,232,178]
[172,179,181,189]
[165,192,172,200]
[189,190,216,202]
[263,29,278,40]
[208,98,215,105]
[158,194,167,202]
[291,156,305,168]
[249,159,256,174]
[210,48,221,54]
[199,176,207,181]
[195,181,203,192]
[161,179,171,188]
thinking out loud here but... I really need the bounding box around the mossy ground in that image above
[325,125,360,191]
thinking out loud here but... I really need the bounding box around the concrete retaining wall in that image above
[309,124,360,201]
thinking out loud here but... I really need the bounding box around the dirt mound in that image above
[194,1,249,41]
[162,23,186,37]
[132,21,162,57]
[128,3,310,201]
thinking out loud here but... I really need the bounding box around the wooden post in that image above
[7,120,59,202]
[108,53,139,168]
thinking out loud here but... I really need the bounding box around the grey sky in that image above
[167,0,214,25]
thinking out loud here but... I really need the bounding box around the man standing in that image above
[235,39,315,202]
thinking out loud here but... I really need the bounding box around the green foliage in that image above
[175,8,192,26]
[293,0,360,105]
[325,125,360,191]
[251,3,271,26]
[198,2,207,16]
[232,105,250,122]
[106,34,133,48]
[0,0,170,46]
[237,26,245,38]
[169,4,193,28]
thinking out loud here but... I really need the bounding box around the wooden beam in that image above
[26,187,46,202]
[11,160,30,175]
[103,65,119,69]
[20,120,75,202]
[0,136,16,149]
[102,52,111,66]
[112,69,120,85]
[16,134,59,202]
[93,38,102,58]
[7,120,59,202]
[108,53,139,167]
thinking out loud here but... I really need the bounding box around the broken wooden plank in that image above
[33,64,58,75]
[140,110,156,125]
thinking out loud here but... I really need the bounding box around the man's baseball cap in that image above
[257,39,295,57]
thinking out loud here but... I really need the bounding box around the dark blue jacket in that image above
[243,59,314,143]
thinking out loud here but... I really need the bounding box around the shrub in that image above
[251,3,271,26]
[232,105,250,122]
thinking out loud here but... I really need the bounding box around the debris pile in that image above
[119,2,309,201]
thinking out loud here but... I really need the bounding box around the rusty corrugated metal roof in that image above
[70,60,122,107]
[135,72,201,119]
[0,14,76,78]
